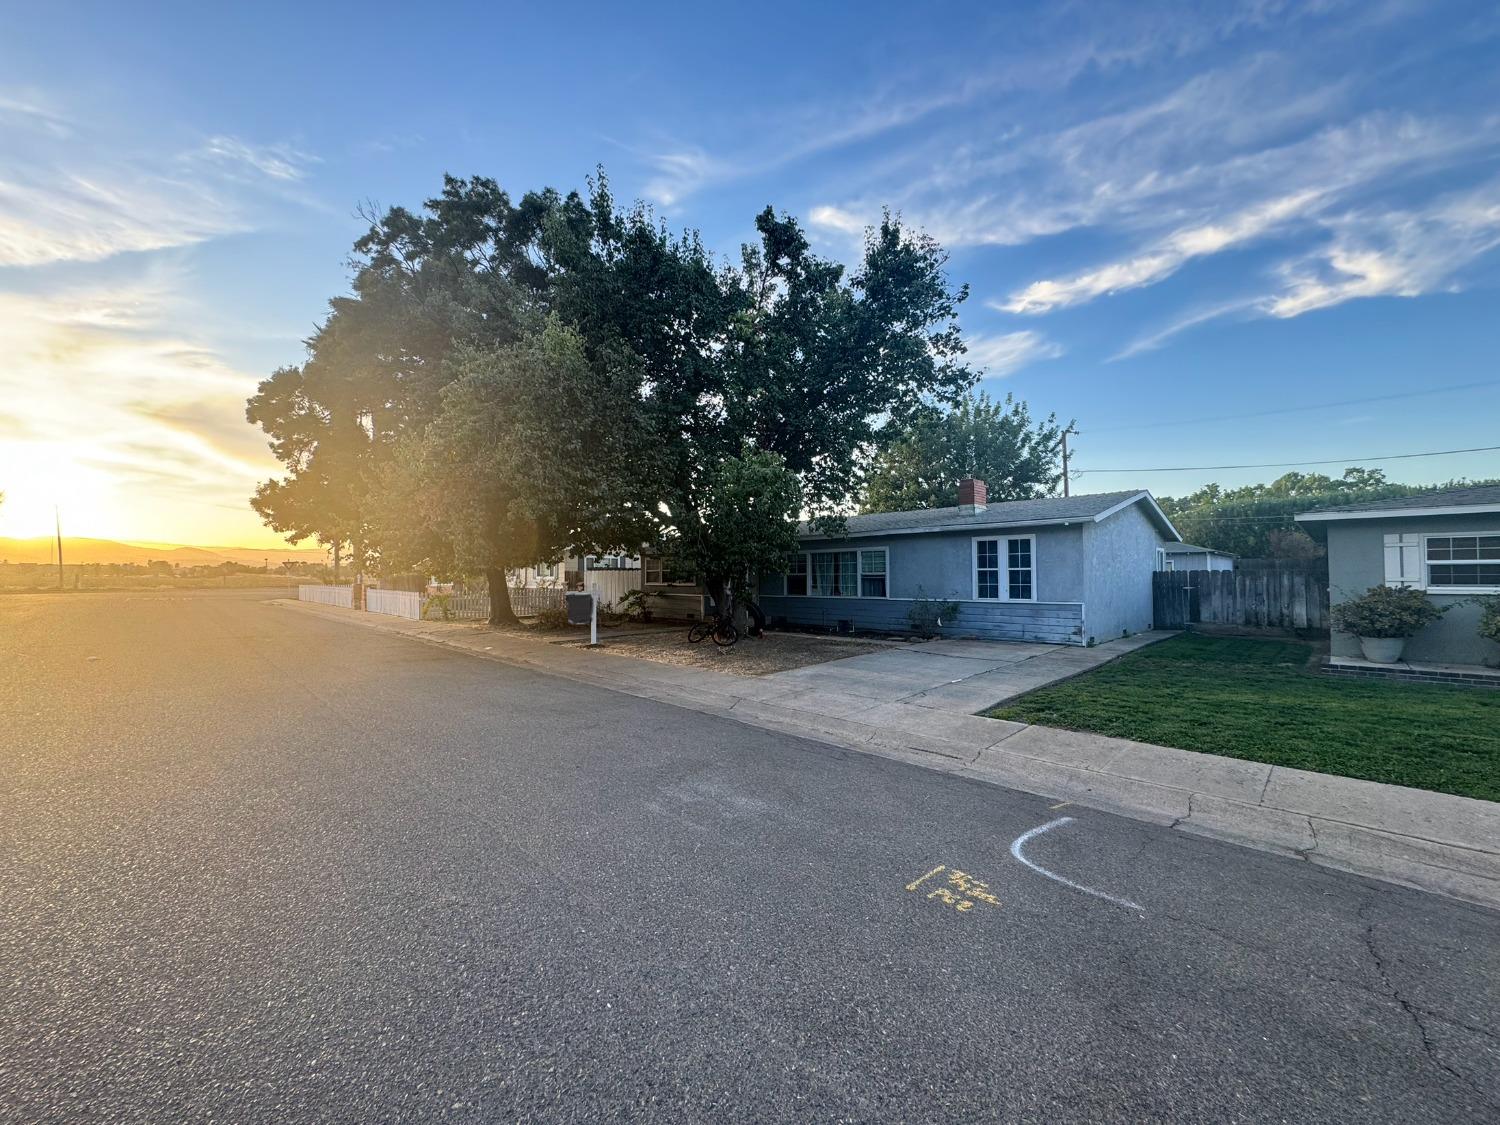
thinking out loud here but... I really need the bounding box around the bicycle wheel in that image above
[711,621,739,648]
[687,620,713,644]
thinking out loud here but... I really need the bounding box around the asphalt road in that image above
[3,590,1497,1122]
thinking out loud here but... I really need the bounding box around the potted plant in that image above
[1330,585,1446,663]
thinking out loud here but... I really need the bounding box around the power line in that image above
[1087,379,1500,434]
[1074,443,1500,475]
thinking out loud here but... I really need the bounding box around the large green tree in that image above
[543,184,975,598]
[251,171,978,616]
[367,321,660,623]
[860,392,1066,513]
[247,176,555,574]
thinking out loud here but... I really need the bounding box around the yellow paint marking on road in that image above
[906,866,1002,914]
[905,865,946,892]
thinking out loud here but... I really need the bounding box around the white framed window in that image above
[644,558,697,587]
[785,553,808,596]
[1423,533,1500,592]
[810,549,858,596]
[974,535,1036,601]
[782,548,889,598]
[859,549,887,598]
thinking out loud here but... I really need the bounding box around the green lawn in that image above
[986,633,1500,802]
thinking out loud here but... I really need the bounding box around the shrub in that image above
[1479,598,1500,645]
[908,588,961,638]
[423,593,454,621]
[1331,585,1446,639]
[534,606,571,629]
[616,588,654,622]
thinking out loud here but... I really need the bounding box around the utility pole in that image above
[54,507,64,589]
[1060,425,1079,498]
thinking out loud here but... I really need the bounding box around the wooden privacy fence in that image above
[1153,566,1328,632]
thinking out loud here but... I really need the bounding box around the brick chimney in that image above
[958,477,988,514]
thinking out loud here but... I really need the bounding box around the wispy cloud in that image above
[1000,190,1327,314]
[0,92,321,267]
[1113,177,1500,356]
[197,135,317,182]
[1265,180,1500,317]
[0,270,281,542]
[0,172,243,268]
[964,330,1064,377]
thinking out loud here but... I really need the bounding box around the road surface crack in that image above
[1167,792,1195,831]
[1357,898,1496,1109]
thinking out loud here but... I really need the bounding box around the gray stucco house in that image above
[1297,484,1500,666]
[755,480,1181,646]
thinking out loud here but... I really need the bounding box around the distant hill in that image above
[0,536,329,567]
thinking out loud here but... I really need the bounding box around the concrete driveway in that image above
[762,631,1173,713]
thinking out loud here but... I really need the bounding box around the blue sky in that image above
[2,0,1499,545]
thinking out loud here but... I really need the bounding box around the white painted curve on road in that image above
[1010,816,1144,912]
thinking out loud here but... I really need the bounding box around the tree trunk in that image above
[486,567,519,626]
[332,543,341,584]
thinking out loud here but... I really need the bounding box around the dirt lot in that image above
[574,624,896,675]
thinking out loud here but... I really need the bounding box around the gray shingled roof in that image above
[1163,541,1233,555]
[800,490,1178,539]
[1298,484,1500,518]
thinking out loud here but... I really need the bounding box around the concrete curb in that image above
[276,600,1500,911]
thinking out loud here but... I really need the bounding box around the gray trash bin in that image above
[565,592,594,626]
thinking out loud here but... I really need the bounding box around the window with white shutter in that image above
[1382,533,1422,587]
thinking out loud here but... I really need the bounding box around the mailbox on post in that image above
[565,591,599,646]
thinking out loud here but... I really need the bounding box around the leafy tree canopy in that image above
[860,392,1066,513]
[1160,468,1500,559]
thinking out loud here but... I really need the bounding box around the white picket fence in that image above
[584,569,642,608]
[366,588,423,620]
[299,584,354,609]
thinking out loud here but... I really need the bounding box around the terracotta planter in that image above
[1358,636,1407,664]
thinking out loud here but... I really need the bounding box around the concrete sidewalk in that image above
[276,600,1500,910]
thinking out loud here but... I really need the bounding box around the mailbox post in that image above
[565,590,598,646]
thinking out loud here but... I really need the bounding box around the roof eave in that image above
[1296,503,1500,523]
[1092,490,1183,543]
[800,514,1098,541]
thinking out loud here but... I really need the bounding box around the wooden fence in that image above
[1153,565,1328,632]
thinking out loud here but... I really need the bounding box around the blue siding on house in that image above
[1082,501,1161,642]
[758,520,1092,644]
[759,595,1085,645]
[1326,514,1500,665]
[761,525,1086,602]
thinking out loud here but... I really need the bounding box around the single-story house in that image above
[641,555,711,620]
[755,480,1181,646]
[1157,542,1235,572]
[1296,484,1500,666]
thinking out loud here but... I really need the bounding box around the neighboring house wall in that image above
[1164,550,1234,572]
[1082,503,1160,642]
[757,523,1089,644]
[1327,514,1497,664]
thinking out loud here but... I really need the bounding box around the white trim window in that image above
[1424,533,1500,592]
[810,550,858,597]
[859,549,887,598]
[975,535,1036,601]
[643,558,697,587]
[785,553,808,596]
[782,548,889,598]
